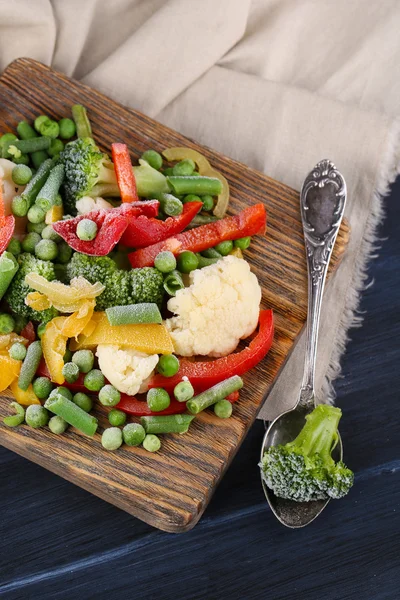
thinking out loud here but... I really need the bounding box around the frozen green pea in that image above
[214,399,233,419]
[27,221,46,234]
[41,225,60,242]
[71,349,94,373]
[9,342,27,361]
[37,322,47,339]
[174,380,194,402]
[101,427,123,451]
[214,240,233,256]
[84,369,105,392]
[72,392,93,413]
[32,377,53,399]
[12,164,32,186]
[98,384,121,407]
[141,150,163,170]
[76,219,98,241]
[22,232,41,253]
[25,404,50,428]
[146,388,170,412]
[27,205,46,224]
[62,362,80,383]
[11,195,29,218]
[7,238,21,256]
[56,241,73,264]
[154,251,177,273]
[35,239,58,261]
[123,423,146,446]
[157,354,179,377]
[108,409,127,427]
[48,415,68,434]
[142,434,161,452]
[58,118,76,140]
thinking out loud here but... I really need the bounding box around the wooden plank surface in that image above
[0,59,349,533]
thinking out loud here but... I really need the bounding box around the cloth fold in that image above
[1,0,399,420]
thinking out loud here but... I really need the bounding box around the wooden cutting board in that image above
[0,59,349,532]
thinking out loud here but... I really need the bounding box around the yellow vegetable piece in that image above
[162,146,230,218]
[0,354,22,392]
[0,333,28,351]
[70,312,174,354]
[45,204,63,224]
[42,317,68,384]
[24,274,105,313]
[10,380,41,406]
[80,317,97,338]
[229,247,244,259]
[61,299,95,339]
[26,291,52,311]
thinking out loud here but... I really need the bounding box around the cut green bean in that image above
[186,375,243,414]
[201,248,222,259]
[71,104,92,139]
[31,151,49,169]
[167,176,222,197]
[5,136,51,155]
[185,214,219,229]
[35,164,65,212]
[0,133,17,151]
[158,193,183,216]
[17,121,37,140]
[163,270,184,296]
[140,414,195,435]
[3,402,25,427]
[196,253,220,269]
[45,394,98,436]
[18,341,43,391]
[0,251,19,300]
[105,303,162,326]
[20,158,53,209]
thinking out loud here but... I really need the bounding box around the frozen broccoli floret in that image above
[130,267,164,306]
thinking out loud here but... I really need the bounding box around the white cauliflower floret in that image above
[165,255,261,357]
[76,196,114,215]
[96,345,159,396]
[0,158,26,209]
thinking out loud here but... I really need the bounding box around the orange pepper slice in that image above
[10,380,41,406]
[61,299,95,339]
[0,354,22,392]
[42,317,68,384]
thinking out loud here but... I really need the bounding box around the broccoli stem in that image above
[288,404,342,463]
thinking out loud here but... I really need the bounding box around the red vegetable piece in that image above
[20,321,36,344]
[111,143,138,203]
[128,203,267,267]
[116,393,187,417]
[0,215,16,254]
[149,309,274,393]
[120,201,202,248]
[226,391,240,403]
[53,201,159,256]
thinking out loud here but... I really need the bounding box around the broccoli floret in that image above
[5,253,58,323]
[66,253,164,310]
[260,405,354,502]
[60,137,117,214]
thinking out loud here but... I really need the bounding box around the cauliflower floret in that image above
[165,255,261,357]
[96,345,159,396]
[76,196,114,215]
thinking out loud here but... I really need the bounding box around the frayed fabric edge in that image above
[321,117,400,403]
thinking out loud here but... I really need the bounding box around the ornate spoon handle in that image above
[299,159,347,407]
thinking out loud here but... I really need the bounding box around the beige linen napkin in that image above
[1,0,399,420]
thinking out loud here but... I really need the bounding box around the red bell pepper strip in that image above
[20,321,36,344]
[111,143,139,203]
[120,201,203,248]
[149,309,274,393]
[128,203,266,268]
[0,215,15,254]
[53,201,159,256]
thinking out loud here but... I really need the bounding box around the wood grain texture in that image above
[0,59,349,533]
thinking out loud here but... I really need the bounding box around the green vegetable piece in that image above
[62,362,80,384]
[3,402,25,427]
[34,115,50,133]
[72,349,94,373]
[25,404,49,428]
[122,423,146,446]
[184,213,220,230]
[76,218,98,241]
[0,133,17,151]
[12,164,32,186]
[154,251,176,274]
[108,409,127,427]
[56,241,73,265]
[37,322,47,339]
[49,386,73,401]
[13,153,30,165]
[0,313,15,334]
[38,119,59,139]
[35,164,65,213]
[105,303,162,326]
[32,376,53,400]
[5,136,51,155]
[17,121,37,140]
[98,384,121,407]
[177,250,199,274]
[142,434,161,452]
[13,315,28,335]
[196,253,219,269]
[186,375,243,414]
[172,159,195,176]
[234,236,251,250]
[215,240,233,256]
[157,354,179,378]
[6,144,22,160]
[35,239,58,261]
[201,248,222,259]
[18,340,43,391]
[20,158,53,208]
[63,348,73,364]
[141,150,163,171]
[174,380,194,402]
[47,138,64,158]
[11,195,29,218]
[27,221,46,234]
[182,194,202,204]
[31,150,49,170]
[58,118,76,140]
[163,269,184,296]
[146,388,170,412]
[6,238,21,256]
[167,175,222,197]
[0,251,19,300]
[158,193,183,217]
[45,394,98,436]
[140,414,195,435]
[71,105,92,139]
[214,399,233,419]
[201,194,214,212]
[72,392,93,413]
[41,225,60,242]
[163,167,174,176]
[48,415,68,434]
[27,205,46,224]
[101,427,123,451]
[9,342,27,361]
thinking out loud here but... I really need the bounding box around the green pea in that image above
[41,225,60,242]
[58,118,76,140]
[25,404,50,428]
[233,237,251,250]
[56,241,73,264]
[34,115,50,133]
[36,322,46,339]
[12,196,29,217]
[35,239,58,261]
[108,409,127,427]
[182,194,202,204]
[76,218,98,241]
[201,194,214,212]
[72,349,94,373]
[27,205,46,224]
[214,399,233,419]
[27,221,46,234]
[214,240,233,256]
[98,384,121,407]
[123,423,146,446]
[146,388,170,412]
[47,138,64,158]
[72,392,93,413]
[157,354,180,377]
[9,342,27,361]
[172,159,195,176]
[163,167,174,176]
[0,313,15,334]
[174,380,194,402]
[32,376,53,400]
[62,362,80,384]
[177,250,199,274]
[141,149,163,171]
[12,164,32,186]
[35,117,59,139]
[48,415,68,434]
[142,434,161,452]
[6,238,22,256]
[101,427,123,451]
[154,251,177,274]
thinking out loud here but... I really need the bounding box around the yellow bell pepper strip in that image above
[25,274,104,313]
[0,333,28,351]
[42,317,69,384]
[25,291,52,311]
[45,203,63,224]
[162,147,230,218]
[69,312,174,354]
[80,317,97,338]
[0,353,22,392]
[60,299,95,339]
[10,380,41,406]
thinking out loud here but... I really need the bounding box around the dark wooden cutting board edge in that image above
[0,59,350,532]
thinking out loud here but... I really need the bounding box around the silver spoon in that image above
[260,159,347,528]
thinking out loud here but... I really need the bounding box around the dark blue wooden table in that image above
[1,180,399,600]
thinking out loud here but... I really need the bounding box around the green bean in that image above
[71,104,92,139]
[5,136,51,155]
[49,386,73,401]
[101,427,123,450]
[186,376,243,414]
[18,341,43,391]
[12,153,30,165]
[0,133,17,151]
[196,253,220,269]
[142,434,161,452]
[163,270,184,296]
[201,248,222,259]
[234,236,251,250]
[48,415,68,434]
[167,175,222,197]
[3,402,25,427]
[0,251,19,300]
[45,394,98,436]
[185,214,219,229]
[141,414,195,435]
[158,193,183,216]
[31,151,49,169]
[20,158,52,209]
[17,121,37,140]
[105,303,162,326]
[35,164,65,212]
[47,138,64,158]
